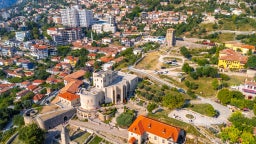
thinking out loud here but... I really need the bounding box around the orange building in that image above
[128,115,186,144]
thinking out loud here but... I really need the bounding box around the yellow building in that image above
[218,49,248,71]
[225,42,255,55]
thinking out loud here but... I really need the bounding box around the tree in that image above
[13,115,24,127]
[253,104,256,115]
[220,126,241,143]
[57,46,71,57]
[212,79,219,90]
[182,63,194,74]
[147,103,158,113]
[116,112,134,128]
[180,46,191,59]
[162,93,184,109]
[240,132,256,144]
[18,124,45,144]
[217,89,231,104]
[34,70,50,80]
[246,55,256,69]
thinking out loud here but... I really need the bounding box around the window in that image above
[154,136,157,140]
[162,139,165,143]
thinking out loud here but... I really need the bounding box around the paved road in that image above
[69,120,128,143]
[210,30,255,35]
[129,66,232,125]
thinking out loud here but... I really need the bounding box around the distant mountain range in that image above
[0,0,18,9]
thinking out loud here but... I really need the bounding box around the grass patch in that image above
[186,114,194,119]
[217,33,235,42]
[147,111,203,137]
[135,51,160,70]
[226,75,246,86]
[189,104,217,117]
[72,132,91,144]
[89,136,102,144]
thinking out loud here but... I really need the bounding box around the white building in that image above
[15,31,31,41]
[92,23,116,34]
[77,70,138,119]
[60,5,93,28]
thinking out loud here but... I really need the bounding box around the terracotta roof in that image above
[33,79,45,84]
[33,94,45,101]
[128,137,136,144]
[88,53,97,57]
[27,85,38,91]
[245,81,256,87]
[60,79,83,94]
[64,70,86,82]
[128,115,181,142]
[219,49,248,64]
[59,92,80,101]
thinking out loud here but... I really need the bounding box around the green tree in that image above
[180,46,191,59]
[182,63,194,74]
[147,103,157,113]
[212,79,219,90]
[162,93,184,109]
[253,104,256,115]
[220,126,241,143]
[116,112,134,128]
[19,124,45,144]
[57,46,71,57]
[217,89,231,104]
[13,115,24,127]
[246,55,256,69]
[241,132,256,144]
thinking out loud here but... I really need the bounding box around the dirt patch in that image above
[40,104,60,114]
[135,51,161,70]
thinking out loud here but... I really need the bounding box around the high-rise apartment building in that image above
[166,28,176,47]
[60,5,93,27]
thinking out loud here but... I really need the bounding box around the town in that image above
[0,0,256,144]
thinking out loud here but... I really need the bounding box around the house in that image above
[63,56,79,67]
[218,49,248,71]
[128,115,186,144]
[33,80,45,85]
[0,45,17,57]
[225,42,255,55]
[33,94,45,103]
[88,53,97,60]
[58,92,80,107]
[241,80,256,99]
[17,59,34,70]
[31,44,49,59]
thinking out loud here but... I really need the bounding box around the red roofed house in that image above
[33,94,45,103]
[33,80,45,85]
[128,115,186,144]
[58,92,80,107]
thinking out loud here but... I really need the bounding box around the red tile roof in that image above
[27,85,38,91]
[59,92,80,101]
[219,49,248,64]
[128,115,181,142]
[33,94,45,101]
[128,137,136,144]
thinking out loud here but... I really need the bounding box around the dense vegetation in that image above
[220,112,256,143]
[116,109,135,128]
[136,80,185,109]
[18,124,45,144]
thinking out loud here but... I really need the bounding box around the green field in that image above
[189,104,217,117]
[89,136,103,144]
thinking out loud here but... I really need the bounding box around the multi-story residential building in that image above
[128,115,186,144]
[0,45,17,57]
[47,27,82,45]
[218,49,248,71]
[77,70,138,119]
[92,23,116,34]
[225,41,255,55]
[31,44,56,59]
[60,5,93,28]
[15,31,31,41]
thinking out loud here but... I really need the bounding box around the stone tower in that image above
[166,28,176,47]
[61,125,70,144]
